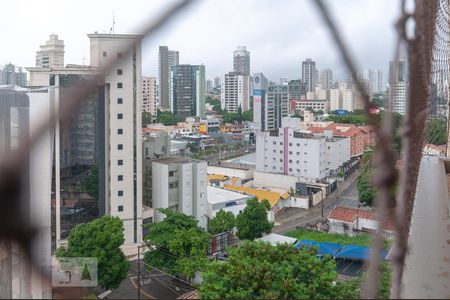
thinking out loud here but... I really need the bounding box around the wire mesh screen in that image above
[0,0,448,298]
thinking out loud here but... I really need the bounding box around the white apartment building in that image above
[306,85,327,101]
[330,85,354,112]
[319,69,333,90]
[256,127,327,181]
[35,34,65,68]
[291,99,330,113]
[256,119,351,181]
[221,71,251,113]
[324,131,351,175]
[389,81,407,114]
[142,76,158,116]
[0,86,54,299]
[152,157,208,229]
[88,33,143,245]
[27,33,143,248]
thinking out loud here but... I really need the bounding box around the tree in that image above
[142,111,152,127]
[242,110,253,122]
[357,169,376,206]
[56,216,129,289]
[83,164,98,200]
[144,209,210,278]
[156,109,181,125]
[168,227,210,278]
[235,198,272,240]
[425,118,448,145]
[199,241,359,299]
[208,209,235,235]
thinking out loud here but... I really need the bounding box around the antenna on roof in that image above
[110,10,116,34]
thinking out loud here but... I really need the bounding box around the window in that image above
[117,98,123,104]
[117,52,123,58]
[118,175,123,181]
[117,82,123,88]
[118,190,123,196]
[169,182,178,189]
[289,151,292,155]
[118,160,123,166]
[118,129,123,134]
[118,205,123,212]
[118,144,123,150]
[289,160,292,163]
[117,113,123,119]
[289,143,292,146]
[273,141,276,145]
[103,51,107,57]
[117,69,123,75]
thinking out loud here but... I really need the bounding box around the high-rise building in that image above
[302,58,317,92]
[28,33,144,247]
[206,79,213,92]
[170,64,205,118]
[319,69,333,90]
[158,46,179,110]
[213,76,221,89]
[288,79,307,101]
[0,63,27,86]
[363,69,384,93]
[253,73,269,129]
[389,57,408,114]
[35,34,65,68]
[142,76,158,117]
[152,157,208,229]
[330,81,354,112]
[0,86,54,299]
[233,46,250,76]
[264,85,289,130]
[221,71,251,113]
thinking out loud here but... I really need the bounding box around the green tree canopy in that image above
[425,118,448,145]
[156,109,183,125]
[208,209,235,235]
[144,209,210,278]
[357,168,376,206]
[56,216,129,289]
[235,198,272,240]
[199,241,359,299]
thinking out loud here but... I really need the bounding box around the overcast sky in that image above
[1,0,400,82]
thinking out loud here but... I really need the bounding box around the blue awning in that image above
[335,245,388,261]
[294,240,341,257]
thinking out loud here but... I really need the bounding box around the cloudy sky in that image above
[1,0,400,81]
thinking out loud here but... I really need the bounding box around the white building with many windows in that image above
[142,76,158,117]
[221,71,251,112]
[256,119,351,181]
[152,157,208,229]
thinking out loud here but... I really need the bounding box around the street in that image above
[272,169,361,234]
[107,260,195,299]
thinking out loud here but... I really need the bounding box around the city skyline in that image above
[1,0,399,80]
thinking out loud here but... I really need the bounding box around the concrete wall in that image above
[152,162,169,223]
[207,165,254,180]
[280,196,309,209]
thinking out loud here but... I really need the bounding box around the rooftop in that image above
[328,206,396,231]
[207,185,252,205]
[223,184,289,208]
[152,156,202,165]
[258,233,297,246]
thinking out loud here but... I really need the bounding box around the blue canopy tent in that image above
[294,240,342,257]
[335,245,388,261]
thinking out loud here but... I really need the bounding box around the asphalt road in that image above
[107,260,195,299]
[272,170,361,234]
